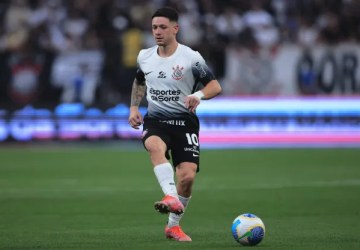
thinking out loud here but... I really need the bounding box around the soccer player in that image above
[128,7,222,242]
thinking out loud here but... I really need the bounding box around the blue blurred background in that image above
[0,0,359,146]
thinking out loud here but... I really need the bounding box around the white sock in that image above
[153,162,178,197]
[168,195,191,228]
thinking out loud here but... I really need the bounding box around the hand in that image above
[184,95,201,113]
[128,107,143,129]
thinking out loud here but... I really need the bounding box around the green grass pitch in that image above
[0,145,359,249]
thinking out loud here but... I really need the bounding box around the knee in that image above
[179,173,195,187]
[147,143,164,156]
[145,136,166,155]
[144,137,167,163]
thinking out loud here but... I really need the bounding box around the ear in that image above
[172,23,179,34]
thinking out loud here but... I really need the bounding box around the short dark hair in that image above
[152,7,179,22]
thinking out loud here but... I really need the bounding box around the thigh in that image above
[144,135,169,165]
[170,121,200,171]
[142,118,171,160]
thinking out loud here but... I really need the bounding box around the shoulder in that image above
[179,44,205,64]
[138,45,157,62]
[179,44,202,57]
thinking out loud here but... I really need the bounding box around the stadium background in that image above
[1,0,360,145]
[0,1,360,249]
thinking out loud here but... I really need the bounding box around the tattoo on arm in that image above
[130,79,146,107]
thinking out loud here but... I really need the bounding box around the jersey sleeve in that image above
[135,51,145,84]
[191,52,216,86]
[135,65,145,83]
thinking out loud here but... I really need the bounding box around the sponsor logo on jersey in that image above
[194,62,207,78]
[172,65,184,80]
[149,88,181,102]
[157,71,166,78]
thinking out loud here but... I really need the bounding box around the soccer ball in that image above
[231,213,265,246]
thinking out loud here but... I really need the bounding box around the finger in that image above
[130,122,140,129]
[184,100,190,109]
[135,115,143,124]
[129,121,142,129]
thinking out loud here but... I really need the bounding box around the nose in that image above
[154,28,161,35]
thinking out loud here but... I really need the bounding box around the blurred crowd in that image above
[0,0,359,108]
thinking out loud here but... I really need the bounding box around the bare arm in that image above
[129,78,146,129]
[199,79,222,100]
[185,79,222,112]
[130,78,146,107]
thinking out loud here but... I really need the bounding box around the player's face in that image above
[152,17,178,46]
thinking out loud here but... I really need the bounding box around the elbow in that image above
[204,80,222,99]
[215,82,222,96]
[217,84,222,95]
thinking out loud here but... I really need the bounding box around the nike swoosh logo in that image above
[145,71,152,75]
[193,153,199,157]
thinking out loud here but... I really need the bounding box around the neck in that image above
[158,41,178,57]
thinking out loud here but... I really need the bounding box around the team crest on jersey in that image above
[172,65,184,80]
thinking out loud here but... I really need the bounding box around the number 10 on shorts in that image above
[185,133,199,146]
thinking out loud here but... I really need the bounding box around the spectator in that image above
[297,16,319,47]
[1,0,31,51]
[28,0,67,51]
[242,0,279,49]
[317,10,342,45]
[214,6,243,42]
[0,0,359,107]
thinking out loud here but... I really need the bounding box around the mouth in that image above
[155,38,164,44]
